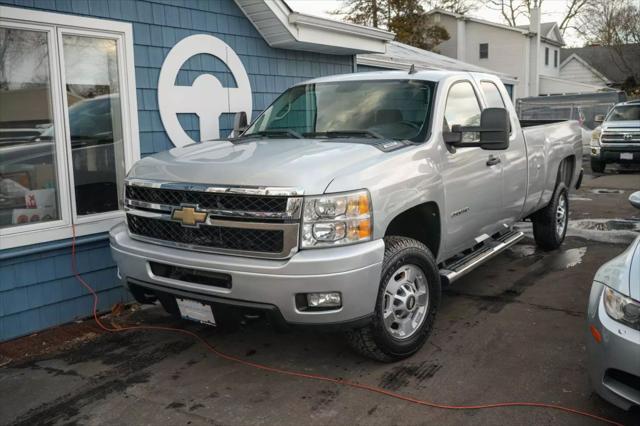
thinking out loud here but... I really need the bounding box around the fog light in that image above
[307,292,342,308]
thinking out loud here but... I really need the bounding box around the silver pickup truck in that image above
[110,70,583,361]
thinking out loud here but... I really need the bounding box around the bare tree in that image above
[423,0,479,14]
[486,0,592,35]
[573,0,640,94]
[486,0,543,26]
[574,0,639,44]
[557,0,592,35]
[331,0,388,28]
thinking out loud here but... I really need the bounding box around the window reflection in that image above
[0,27,60,229]
[61,35,125,215]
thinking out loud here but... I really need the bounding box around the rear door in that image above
[439,79,504,257]
[477,79,528,227]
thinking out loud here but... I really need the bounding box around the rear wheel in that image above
[532,183,569,250]
[345,237,440,362]
[591,158,606,173]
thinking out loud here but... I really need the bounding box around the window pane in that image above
[480,81,505,108]
[62,35,125,216]
[0,27,61,229]
[444,82,481,129]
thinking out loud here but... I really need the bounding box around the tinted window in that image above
[480,81,506,108]
[444,81,481,130]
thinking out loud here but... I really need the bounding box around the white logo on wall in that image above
[158,34,252,147]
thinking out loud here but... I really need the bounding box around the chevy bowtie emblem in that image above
[172,206,207,226]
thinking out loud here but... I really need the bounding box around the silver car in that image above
[587,191,640,410]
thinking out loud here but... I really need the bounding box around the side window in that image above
[444,81,481,131]
[479,43,488,59]
[480,81,506,108]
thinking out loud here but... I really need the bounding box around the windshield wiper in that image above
[304,130,384,139]
[241,129,303,139]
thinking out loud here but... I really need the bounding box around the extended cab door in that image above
[476,78,528,228]
[439,80,504,257]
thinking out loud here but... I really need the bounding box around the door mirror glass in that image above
[478,107,510,150]
[594,114,605,123]
[630,191,640,209]
[444,108,509,150]
[232,111,248,138]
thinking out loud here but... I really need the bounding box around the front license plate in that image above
[176,298,216,326]
[621,152,633,160]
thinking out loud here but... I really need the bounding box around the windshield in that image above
[244,80,435,142]
[606,105,640,121]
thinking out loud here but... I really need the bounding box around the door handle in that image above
[486,155,501,166]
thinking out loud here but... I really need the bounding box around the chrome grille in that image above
[601,130,640,144]
[126,186,288,213]
[127,214,285,253]
[124,180,302,259]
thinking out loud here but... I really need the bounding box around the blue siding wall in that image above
[1,237,121,341]
[0,0,355,341]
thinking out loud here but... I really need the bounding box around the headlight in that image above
[590,129,601,146]
[603,286,640,329]
[301,190,372,248]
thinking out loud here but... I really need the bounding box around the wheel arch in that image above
[384,202,441,259]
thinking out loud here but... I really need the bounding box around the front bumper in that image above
[109,223,384,325]
[587,282,640,410]
[591,144,640,163]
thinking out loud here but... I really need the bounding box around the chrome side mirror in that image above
[232,111,248,138]
[594,114,605,123]
[630,191,640,209]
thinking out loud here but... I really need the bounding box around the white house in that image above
[357,40,518,91]
[427,8,608,99]
[560,44,640,89]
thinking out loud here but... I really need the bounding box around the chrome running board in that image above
[439,231,524,285]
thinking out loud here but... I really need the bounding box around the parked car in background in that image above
[516,91,627,155]
[587,191,640,411]
[110,71,583,361]
[590,100,640,173]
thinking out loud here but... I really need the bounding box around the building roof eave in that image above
[235,0,394,54]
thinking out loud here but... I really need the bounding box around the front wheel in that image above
[532,183,569,250]
[345,237,441,362]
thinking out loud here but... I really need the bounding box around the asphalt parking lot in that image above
[1,166,639,426]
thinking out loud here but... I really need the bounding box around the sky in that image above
[285,0,611,47]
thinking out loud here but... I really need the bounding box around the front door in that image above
[440,80,504,258]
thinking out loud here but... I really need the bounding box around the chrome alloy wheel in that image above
[556,195,568,237]
[382,264,429,340]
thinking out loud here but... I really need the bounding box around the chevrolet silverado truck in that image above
[590,99,640,173]
[110,70,583,361]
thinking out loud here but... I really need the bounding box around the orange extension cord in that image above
[71,226,623,426]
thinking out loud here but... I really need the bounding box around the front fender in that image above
[324,145,445,247]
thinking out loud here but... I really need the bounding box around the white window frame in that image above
[0,6,140,250]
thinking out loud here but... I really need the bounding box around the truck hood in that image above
[602,120,640,130]
[128,138,386,195]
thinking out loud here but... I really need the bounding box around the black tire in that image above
[590,157,606,173]
[532,183,569,251]
[345,236,441,362]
